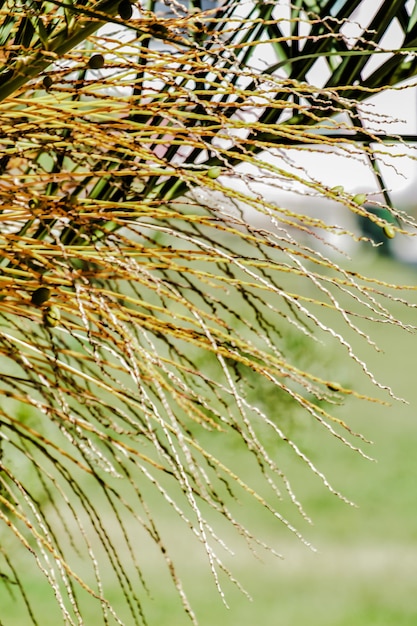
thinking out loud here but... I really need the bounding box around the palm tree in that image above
[0,1,416,623]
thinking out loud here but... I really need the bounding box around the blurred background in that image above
[2,258,416,626]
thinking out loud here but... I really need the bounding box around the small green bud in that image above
[88,54,105,70]
[352,193,367,206]
[326,381,342,392]
[206,166,222,179]
[43,305,61,328]
[118,0,133,20]
[383,224,395,239]
[331,185,344,194]
[31,287,51,306]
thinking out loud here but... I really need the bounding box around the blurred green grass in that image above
[2,255,417,625]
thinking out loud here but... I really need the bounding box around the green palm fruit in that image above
[31,287,51,306]
[28,198,40,209]
[326,381,342,392]
[42,75,53,90]
[88,54,105,70]
[331,185,344,194]
[352,193,367,205]
[207,166,222,179]
[43,305,61,328]
[383,224,395,239]
[118,0,133,20]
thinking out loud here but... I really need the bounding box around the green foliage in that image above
[0,1,417,624]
